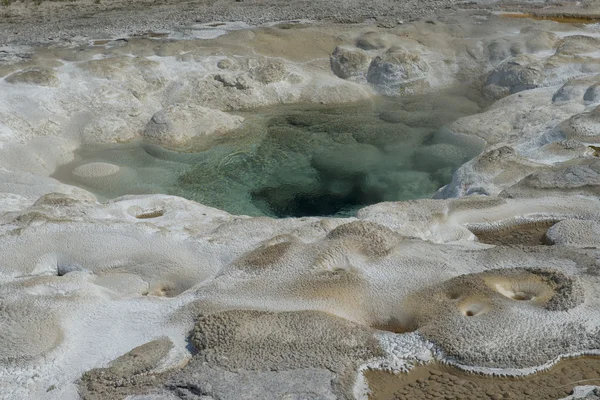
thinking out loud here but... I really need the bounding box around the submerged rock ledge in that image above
[1,4,600,400]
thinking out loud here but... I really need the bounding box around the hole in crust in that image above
[512,292,534,301]
[147,283,181,297]
[492,281,554,303]
[460,302,488,317]
[135,209,165,219]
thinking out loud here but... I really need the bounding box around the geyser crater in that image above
[54,91,485,218]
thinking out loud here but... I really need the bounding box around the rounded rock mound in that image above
[545,219,600,247]
[5,67,60,87]
[325,220,398,257]
[407,267,590,369]
[330,46,370,80]
[559,106,600,143]
[483,55,544,100]
[0,302,63,366]
[367,46,429,95]
[500,158,600,198]
[190,309,382,396]
[556,35,600,56]
[143,105,244,148]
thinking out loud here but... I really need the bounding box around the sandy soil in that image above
[366,356,600,400]
[0,0,453,46]
[3,0,600,47]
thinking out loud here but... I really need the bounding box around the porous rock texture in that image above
[367,46,431,95]
[79,338,174,400]
[559,105,600,143]
[330,46,371,80]
[165,364,339,400]
[566,387,600,400]
[142,104,245,148]
[191,310,382,371]
[545,220,600,248]
[188,310,383,399]
[409,265,593,368]
[2,7,600,400]
[500,158,600,198]
[483,55,545,100]
[5,67,60,87]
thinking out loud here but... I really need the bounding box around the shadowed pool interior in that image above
[53,89,487,217]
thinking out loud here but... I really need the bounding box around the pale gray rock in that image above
[0,168,96,203]
[72,163,121,179]
[0,220,221,296]
[217,59,233,70]
[500,158,600,198]
[166,363,337,400]
[191,310,381,373]
[4,13,600,400]
[438,145,539,198]
[355,31,390,50]
[367,46,429,95]
[584,83,600,103]
[249,60,286,84]
[556,35,600,56]
[559,106,600,143]
[447,85,577,147]
[411,259,593,369]
[330,46,370,80]
[484,28,557,63]
[546,220,600,248]
[188,310,382,399]
[0,302,62,366]
[143,105,244,148]
[536,140,591,162]
[484,55,544,100]
[79,338,174,400]
[553,76,600,103]
[561,386,600,400]
[5,67,60,87]
[519,27,559,53]
[213,73,252,89]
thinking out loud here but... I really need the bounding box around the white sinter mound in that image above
[1,10,600,400]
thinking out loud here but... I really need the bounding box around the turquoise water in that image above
[54,90,486,217]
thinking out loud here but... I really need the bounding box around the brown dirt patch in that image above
[471,221,558,246]
[135,209,165,219]
[500,13,600,24]
[366,356,600,400]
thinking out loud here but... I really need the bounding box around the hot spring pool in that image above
[53,89,486,217]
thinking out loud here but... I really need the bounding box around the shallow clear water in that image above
[54,89,486,217]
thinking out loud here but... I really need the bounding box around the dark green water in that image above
[54,90,486,217]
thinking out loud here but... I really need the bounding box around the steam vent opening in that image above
[54,90,485,218]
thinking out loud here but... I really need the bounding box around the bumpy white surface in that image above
[561,386,600,400]
[2,13,600,400]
